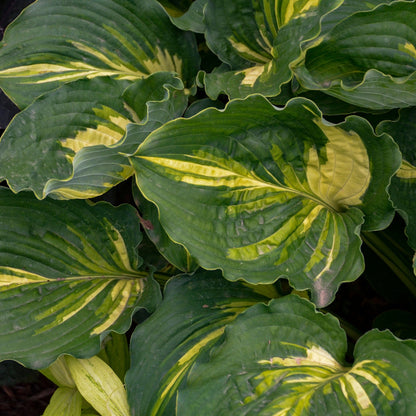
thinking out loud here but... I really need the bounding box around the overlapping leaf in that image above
[132,184,199,273]
[0,0,199,108]
[201,0,342,99]
[131,95,400,306]
[294,1,416,109]
[126,271,271,416]
[0,187,160,369]
[175,295,416,415]
[377,108,416,252]
[0,73,187,199]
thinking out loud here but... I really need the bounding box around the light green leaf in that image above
[177,296,416,415]
[41,356,76,388]
[0,73,187,200]
[42,387,83,416]
[131,95,400,306]
[126,270,271,416]
[0,187,160,369]
[202,0,342,99]
[66,355,130,416]
[0,0,199,108]
[377,108,416,250]
[294,1,416,109]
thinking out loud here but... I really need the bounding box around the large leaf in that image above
[377,108,416,251]
[0,0,199,108]
[0,187,160,369]
[201,0,342,99]
[0,73,187,199]
[126,270,272,416]
[131,95,400,306]
[294,1,416,109]
[176,295,416,415]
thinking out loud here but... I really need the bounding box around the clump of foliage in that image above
[1,0,416,414]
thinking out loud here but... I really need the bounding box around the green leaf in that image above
[65,355,130,416]
[0,73,187,199]
[126,270,270,416]
[0,0,199,108]
[0,187,160,369]
[294,1,416,109]
[131,95,400,306]
[202,0,342,99]
[377,108,416,250]
[177,296,416,415]
[42,387,83,416]
[132,183,199,273]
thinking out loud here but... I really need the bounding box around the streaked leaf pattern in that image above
[176,295,416,415]
[126,271,271,416]
[0,73,187,199]
[0,0,199,108]
[131,95,400,306]
[65,355,130,416]
[0,187,160,369]
[202,0,342,99]
[294,1,416,109]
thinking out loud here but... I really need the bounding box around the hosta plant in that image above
[1,0,416,414]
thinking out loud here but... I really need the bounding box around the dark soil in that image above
[0,375,56,416]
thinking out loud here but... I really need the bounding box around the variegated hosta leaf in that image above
[131,95,400,306]
[65,355,130,416]
[0,187,160,369]
[0,73,187,199]
[176,295,416,415]
[377,108,416,251]
[126,270,271,416]
[0,0,199,108]
[294,1,416,109]
[201,0,342,99]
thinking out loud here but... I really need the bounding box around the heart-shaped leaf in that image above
[176,296,416,415]
[126,270,272,416]
[0,187,160,368]
[0,0,199,108]
[0,73,187,199]
[131,95,400,306]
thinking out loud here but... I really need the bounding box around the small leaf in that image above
[177,296,416,415]
[42,387,83,416]
[131,95,400,306]
[0,0,199,108]
[0,187,160,368]
[126,270,270,416]
[66,355,130,416]
[133,183,199,273]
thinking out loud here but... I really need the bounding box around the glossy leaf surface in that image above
[0,0,199,108]
[131,95,400,306]
[0,73,187,199]
[0,188,160,368]
[202,0,342,99]
[294,1,416,109]
[126,271,270,416]
[177,296,416,415]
